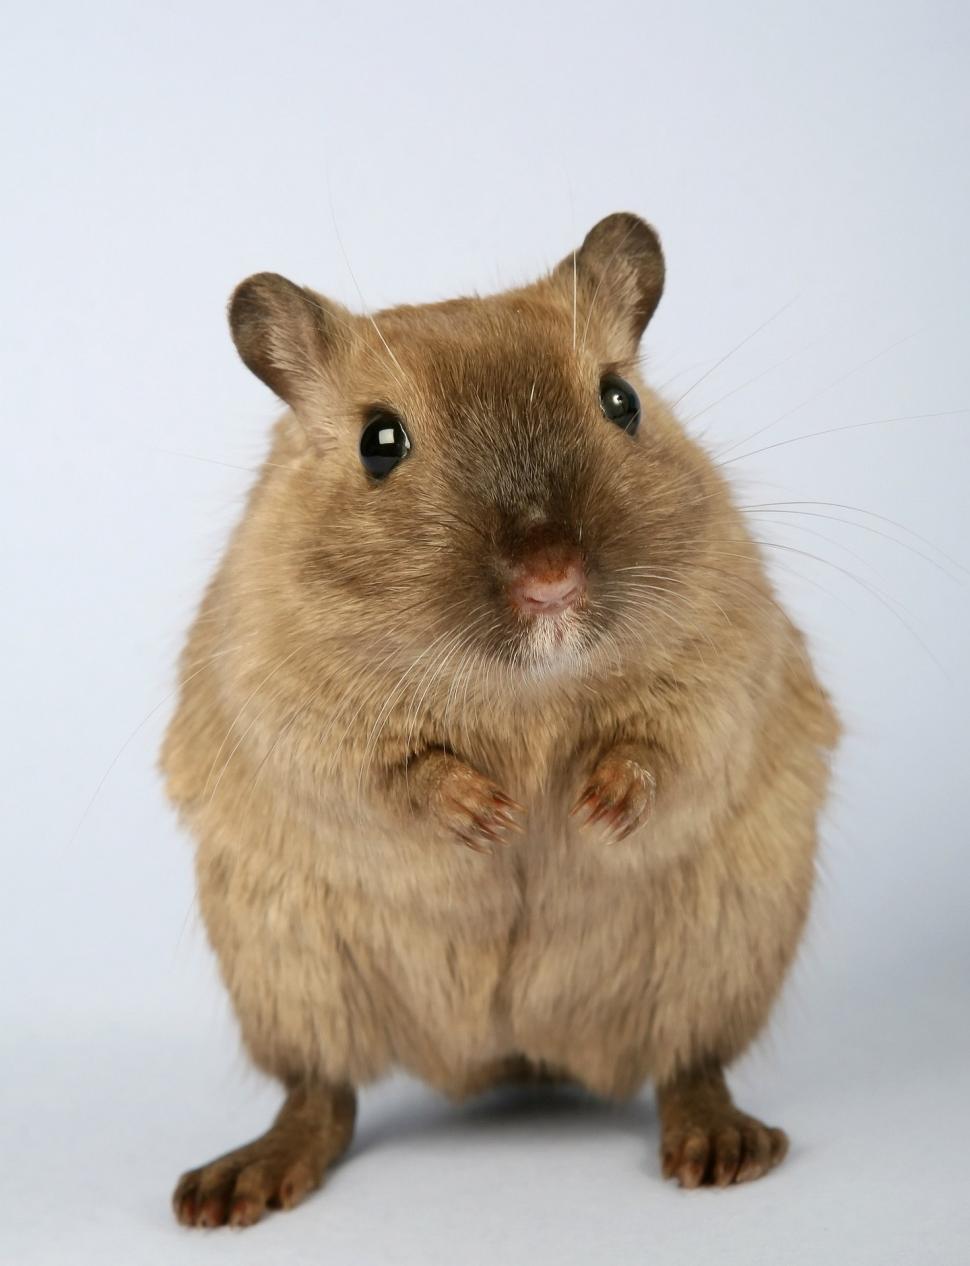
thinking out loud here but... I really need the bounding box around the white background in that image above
[2,2,969,1263]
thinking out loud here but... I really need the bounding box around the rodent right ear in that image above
[228,273,346,411]
[554,212,666,360]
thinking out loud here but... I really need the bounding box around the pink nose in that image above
[509,556,587,616]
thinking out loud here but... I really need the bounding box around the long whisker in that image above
[712,324,928,459]
[740,505,966,585]
[721,408,969,468]
[66,646,239,849]
[353,613,488,797]
[739,499,969,577]
[742,514,895,583]
[685,336,826,436]
[203,645,304,800]
[147,446,295,475]
[671,298,798,408]
[327,184,407,387]
[706,539,946,672]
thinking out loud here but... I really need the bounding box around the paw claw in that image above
[492,790,525,813]
[569,791,595,818]
[574,756,655,843]
[457,832,494,855]
[436,768,524,852]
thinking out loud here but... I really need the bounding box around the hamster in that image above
[162,212,839,1228]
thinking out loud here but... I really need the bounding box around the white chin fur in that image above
[516,609,589,680]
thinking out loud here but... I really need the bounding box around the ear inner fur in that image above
[553,211,666,358]
[228,272,347,412]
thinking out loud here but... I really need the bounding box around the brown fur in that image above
[162,213,839,1224]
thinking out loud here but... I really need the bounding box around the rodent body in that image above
[163,214,838,1225]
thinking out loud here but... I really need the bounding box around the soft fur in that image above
[162,213,839,1222]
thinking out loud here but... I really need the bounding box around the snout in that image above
[506,527,587,617]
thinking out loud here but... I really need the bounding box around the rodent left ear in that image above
[228,273,347,412]
[554,212,665,358]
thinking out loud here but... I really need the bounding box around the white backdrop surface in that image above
[1,2,968,1263]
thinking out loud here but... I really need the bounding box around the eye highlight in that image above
[598,374,640,435]
[360,410,411,479]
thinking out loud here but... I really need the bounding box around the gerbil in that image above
[162,212,839,1227]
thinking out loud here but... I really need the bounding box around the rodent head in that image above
[228,213,730,693]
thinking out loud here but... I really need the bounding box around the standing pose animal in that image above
[162,212,839,1228]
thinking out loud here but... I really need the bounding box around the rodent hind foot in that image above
[172,1082,356,1229]
[660,1110,788,1189]
[657,1064,788,1189]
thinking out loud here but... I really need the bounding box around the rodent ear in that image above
[228,273,346,411]
[557,212,665,358]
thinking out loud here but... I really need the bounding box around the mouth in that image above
[504,600,593,674]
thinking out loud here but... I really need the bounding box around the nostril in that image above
[509,559,587,616]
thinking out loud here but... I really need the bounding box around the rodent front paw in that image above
[572,755,656,842]
[430,764,525,855]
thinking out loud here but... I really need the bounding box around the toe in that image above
[677,1131,711,1188]
[227,1195,265,1228]
[192,1162,241,1227]
[196,1192,229,1228]
[661,1134,682,1180]
[173,1191,199,1226]
[279,1159,318,1210]
[172,1172,201,1226]
[712,1126,742,1187]
[660,1108,789,1190]
[227,1161,272,1225]
[736,1125,772,1183]
[768,1126,789,1167]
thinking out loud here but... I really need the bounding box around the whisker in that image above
[742,514,894,583]
[670,297,798,408]
[740,505,966,586]
[721,408,969,468]
[738,499,970,577]
[66,646,239,848]
[203,645,305,802]
[712,324,928,459]
[327,185,408,388]
[686,335,826,437]
[148,446,294,474]
[709,539,946,673]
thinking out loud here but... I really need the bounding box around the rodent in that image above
[161,212,840,1228]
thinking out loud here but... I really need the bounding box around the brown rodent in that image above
[162,212,839,1228]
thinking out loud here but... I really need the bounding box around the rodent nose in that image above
[509,554,587,616]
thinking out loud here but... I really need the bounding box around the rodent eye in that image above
[359,411,411,479]
[598,374,640,435]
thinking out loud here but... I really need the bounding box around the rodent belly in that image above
[303,830,527,1086]
[212,809,663,1092]
[346,826,661,1094]
[318,821,658,1089]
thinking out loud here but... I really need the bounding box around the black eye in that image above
[360,411,411,479]
[598,374,640,435]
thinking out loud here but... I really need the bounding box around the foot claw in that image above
[662,1114,788,1190]
[228,1196,263,1228]
[172,1097,355,1230]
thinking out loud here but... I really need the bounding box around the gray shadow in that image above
[351,1080,658,1159]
